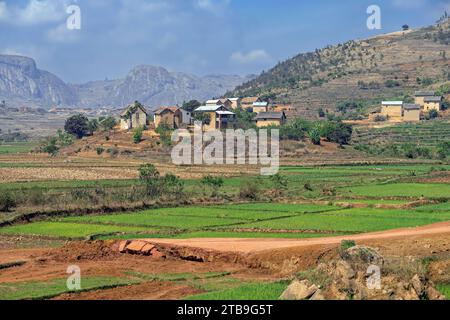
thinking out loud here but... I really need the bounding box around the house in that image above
[254,112,287,127]
[414,91,435,108]
[206,99,233,109]
[402,104,421,122]
[153,106,182,129]
[423,96,442,112]
[241,97,261,110]
[228,98,241,109]
[120,101,148,130]
[194,105,235,131]
[381,101,403,121]
[252,101,269,114]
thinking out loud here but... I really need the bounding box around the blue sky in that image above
[0,0,448,83]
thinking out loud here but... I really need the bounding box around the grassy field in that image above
[2,201,449,239]
[340,183,450,199]
[0,143,36,155]
[0,276,140,300]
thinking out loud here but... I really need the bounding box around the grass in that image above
[0,143,36,154]
[185,281,289,300]
[0,276,140,300]
[437,284,450,300]
[0,222,157,239]
[340,183,450,199]
[415,202,450,212]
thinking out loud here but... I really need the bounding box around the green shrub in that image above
[133,127,144,144]
[239,179,260,200]
[201,175,224,197]
[96,147,105,155]
[340,240,356,252]
[139,164,161,198]
[0,192,16,212]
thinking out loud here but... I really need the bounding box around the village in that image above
[118,97,291,133]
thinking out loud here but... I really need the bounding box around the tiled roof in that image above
[415,91,435,97]
[424,96,442,102]
[403,103,421,110]
[254,112,286,120]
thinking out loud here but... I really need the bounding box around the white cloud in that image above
[0,0,69,25]
[230,49,272,65]
[47,23,80,43]
[195,0,231,13]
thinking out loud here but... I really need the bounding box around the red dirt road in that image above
[140,221,450,253]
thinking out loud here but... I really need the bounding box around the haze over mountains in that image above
[0,55,252,110]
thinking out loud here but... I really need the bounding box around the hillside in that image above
[230,19,450,119]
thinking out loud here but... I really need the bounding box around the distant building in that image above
[402,104,421,122]
[194,105,235,131]
[414,91,435,108]
[381,101,403,121]
[254,111,287,127]
[252,101,269,114]
[206,99,233,109]
[120,101,148,130]
[423,96,442,112]
[228,98,241,109]
[154,106,182,129]
[241,97,261,110]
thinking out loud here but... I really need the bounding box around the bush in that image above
[41,137,59,156]
[133,127,144,144]
[201,175,224,198]
[384,80,400,88]
[309,125,322,145]
[139,164,161,198]
[270,174,288,196]
[162,174,184,197]
[239,179,260,200]
[96,147,105,155]
[155,123,173,146]
[0,193,16,212]
[340,240,356,252]
[437,141,450,159]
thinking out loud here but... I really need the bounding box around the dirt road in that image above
[141,221,450,253]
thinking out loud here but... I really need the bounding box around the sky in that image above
[0,0,448,83]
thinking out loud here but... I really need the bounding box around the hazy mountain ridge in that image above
[0,56,251,109]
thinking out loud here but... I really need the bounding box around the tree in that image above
[87,119,99,134]
[41,137,59,156]
[437,141,450,159]
[139,164,161,197]
[64,114,89,139]
[182,100,201,112]
[0,192,16,212]
[402,24,409,31]
[309,125,322,145]
[162,174,184,197]
[201,175,224,197]
[99,116,117,131]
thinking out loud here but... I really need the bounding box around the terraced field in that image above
[2,201,449,240]
[352,121,450,147]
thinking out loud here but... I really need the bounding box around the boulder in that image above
[118,240,130,253]
[125,240,148,254]
[309,289,325,300]
[411,274,425,298]
[344,246,384,267]
[335,260,356,280]
[280,280,318,300]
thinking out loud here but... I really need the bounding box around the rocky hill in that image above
[72,66,252,108]
[0,55,78,108]
[230,19,450,119]
[0,55,251,109]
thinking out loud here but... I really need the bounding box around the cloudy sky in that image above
[0,0,448,83]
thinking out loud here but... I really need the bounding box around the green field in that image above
[437,284,450,300]
[340,183,450,199]
[0,143,36,154]
[0,276,139,300]
[2,201,449,239]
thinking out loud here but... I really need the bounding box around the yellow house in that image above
[252,102,269,114]
[120,101,148,130]
[194,105,236,131]
[254,112,287,127]
[381,101,403,121]
[423,96,442,112]
[241,97,261,110]
[228,98,241,109]
[402,104,421,122]
[414,91,435,108]
[153,106,182,129]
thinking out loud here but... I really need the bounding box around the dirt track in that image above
[140,221,450,253]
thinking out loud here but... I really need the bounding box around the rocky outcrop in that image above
[0,55,78,107]
[281,245,446,300]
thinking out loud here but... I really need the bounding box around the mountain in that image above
[72,65,252,108]
[0,54,251,109]
[230,18,450,119]
[0,55,77,107]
